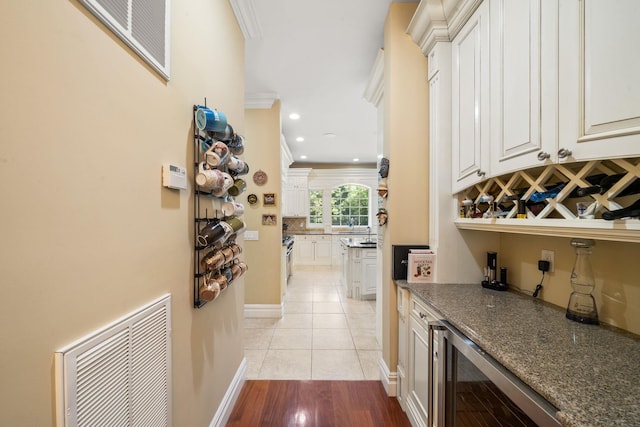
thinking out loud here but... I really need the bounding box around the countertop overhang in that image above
[397,281,640,427]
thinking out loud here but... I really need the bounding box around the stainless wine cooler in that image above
[428,321,561,427]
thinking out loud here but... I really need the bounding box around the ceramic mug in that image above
[211,172,234,197]
[197,222,226,247]
[207,124,234,143]
[195,162,225,191]
[227,157,249,175]
[195,106,227,132]
[205,141,230,167]
[227,178,247,197]
[227,134,245,155]
[222,201,244,217]
[223,216,246,234]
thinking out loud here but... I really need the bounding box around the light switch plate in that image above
[245,230,259,240]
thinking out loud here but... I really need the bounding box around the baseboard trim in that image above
[244,303,284,318]
[378,357,398,397]
[209,357,247,427]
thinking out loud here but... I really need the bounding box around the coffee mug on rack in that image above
[197,221,226,247]
[227,134,245,155]
[207,124,234,143]
[211,172,234,197]
[227,157,249,175]
[200,276,221,302]
[195,106,227,132]
[195,162,225,191]
[201,248,225,271]
[222,201,244,217]
[223,216,246,234]
[227,178,247,197]
[205,141,230,167]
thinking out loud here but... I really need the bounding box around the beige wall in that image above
[381,2,430,373]
[0,0,245,425]
[243,104,284,305]
[500,234,640,335]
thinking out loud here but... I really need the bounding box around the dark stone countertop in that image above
[396,281,640,427]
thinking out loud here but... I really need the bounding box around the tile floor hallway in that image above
[244,267,380,380]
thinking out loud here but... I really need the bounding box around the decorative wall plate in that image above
[247,194,258,205]
[253,170,268,186]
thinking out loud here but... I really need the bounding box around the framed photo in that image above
[262,214,277,225]
[263,193,276,206]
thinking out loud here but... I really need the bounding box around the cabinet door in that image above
[559,0,640,161]
[407,315,430,427]
[397,288,409,411]
[314,236,332,265]
[362,251,377,296]
[452,1,490,193]
[490,0,558,174]
[296,238,314,265]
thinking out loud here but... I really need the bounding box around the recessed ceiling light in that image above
[289,113,300,120]
[296,137,304,142]
[323,133,336,138]
[353,158,360,162]
[300,155,307,159]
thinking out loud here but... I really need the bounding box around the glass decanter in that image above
[566,238,599,324]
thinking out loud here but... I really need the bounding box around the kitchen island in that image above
[397,281,640,427]
[340,238,377,300]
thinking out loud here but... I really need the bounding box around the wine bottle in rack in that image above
[575,173,640,197]
[602,199,640,220]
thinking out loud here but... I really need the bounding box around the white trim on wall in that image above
[209,358,247,427]
[379,357,398,397]
[244,303,284,318]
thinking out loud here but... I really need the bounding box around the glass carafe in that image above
[566,238,599,324]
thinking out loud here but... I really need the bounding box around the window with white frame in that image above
[80,0,170,79]
[309,190,323,226]
[331,184,370,226]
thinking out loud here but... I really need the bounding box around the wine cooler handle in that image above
[428,322,446,427]
[557,148,572,159]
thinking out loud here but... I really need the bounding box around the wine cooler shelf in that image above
[455,157,640,243]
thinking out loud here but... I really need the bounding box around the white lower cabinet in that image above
[293,235,332,266]
[342,246,376,300]
[404,294,439,427]
[397,287,410,412]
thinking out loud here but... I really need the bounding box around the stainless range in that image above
[282,235,294,283]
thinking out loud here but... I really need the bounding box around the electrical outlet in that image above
[541,250,555,272]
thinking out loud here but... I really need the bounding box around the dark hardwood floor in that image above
[227,380,412,426]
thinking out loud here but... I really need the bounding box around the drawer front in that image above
[410,297,438,328]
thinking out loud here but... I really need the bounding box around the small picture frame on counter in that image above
[408,249,436,283]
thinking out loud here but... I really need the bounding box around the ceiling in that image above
[232,0,417,165]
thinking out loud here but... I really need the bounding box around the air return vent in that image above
[55,294,172,427]
[79,0,170,79]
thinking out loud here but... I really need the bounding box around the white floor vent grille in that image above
[55,295,172,427]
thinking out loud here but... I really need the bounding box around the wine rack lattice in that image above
[457,157,640,220]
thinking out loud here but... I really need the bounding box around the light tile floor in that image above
[244,267,380,380]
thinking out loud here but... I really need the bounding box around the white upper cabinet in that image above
[490,0,559,174]
[452,1,491,193]
[558,0,640,162]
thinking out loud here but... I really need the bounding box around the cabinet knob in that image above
[557,148,572,159]
[476,170,486,177]
[419,312,427,319]
[537,151,551,161]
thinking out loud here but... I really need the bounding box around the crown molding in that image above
[363,49,384,106]
[229,0,263,40]
[245,92,279,109]
[280,134,294,167]
[407,0,483,56]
